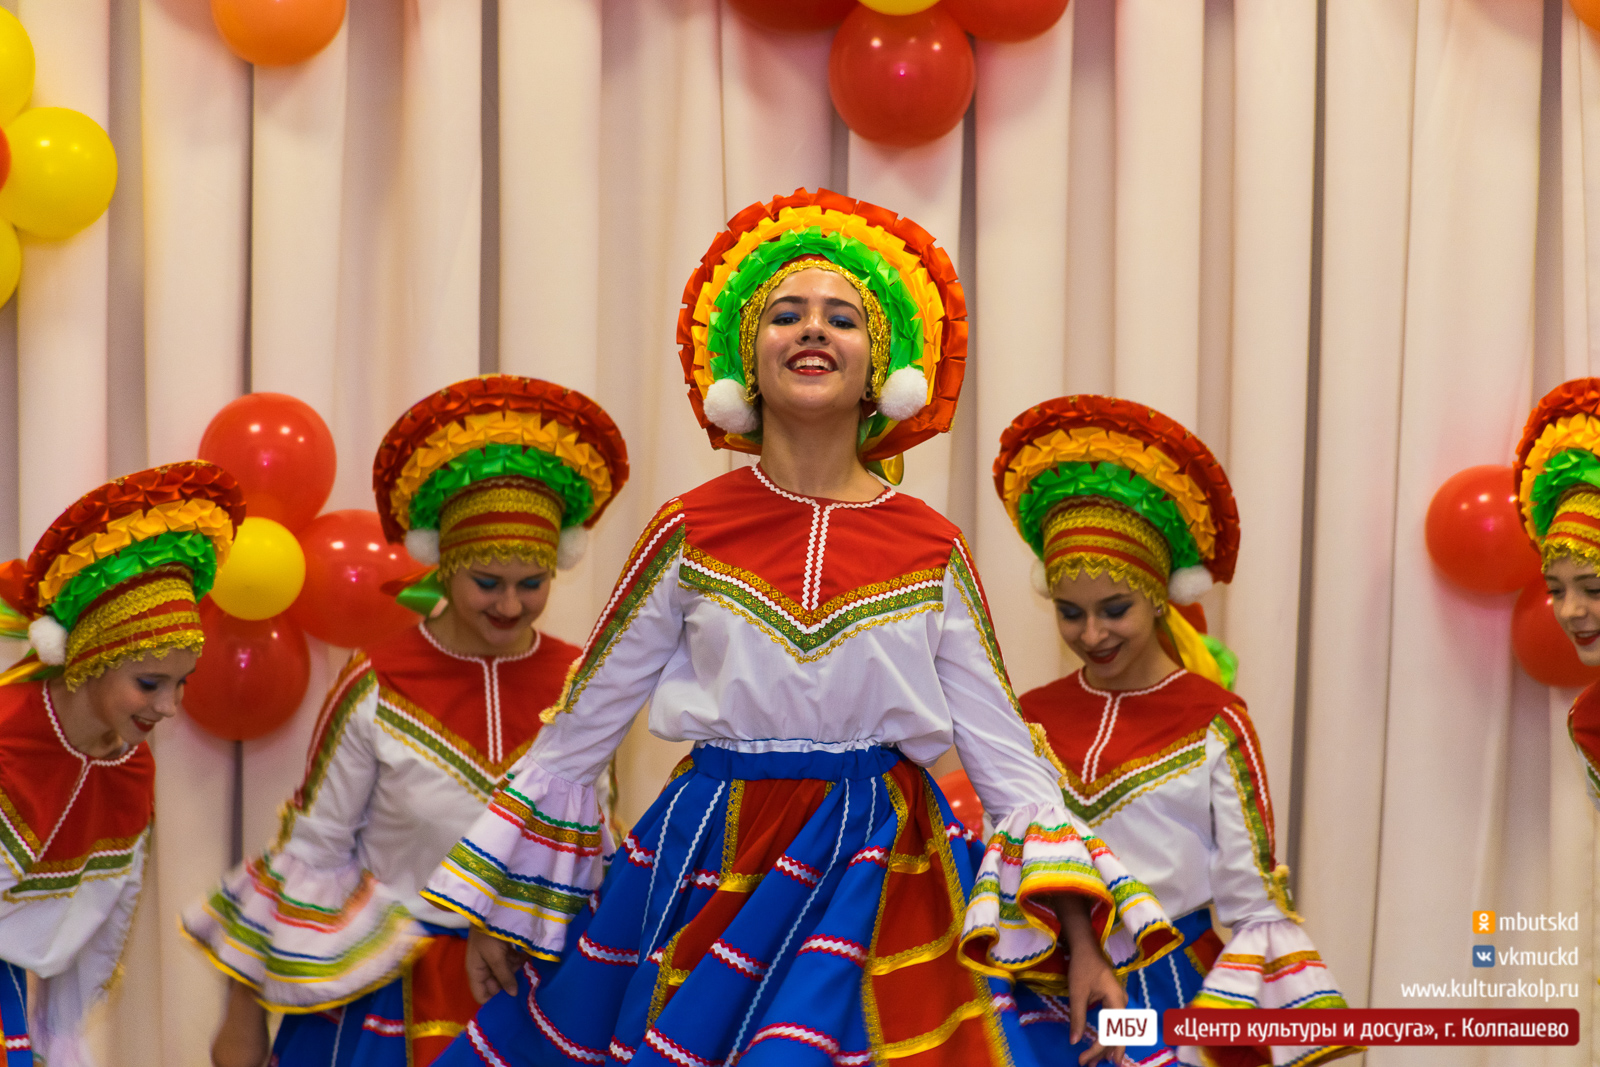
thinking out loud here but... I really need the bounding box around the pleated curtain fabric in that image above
[0,0,1593,1061]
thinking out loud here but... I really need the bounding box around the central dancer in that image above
[425,190,1178,1067]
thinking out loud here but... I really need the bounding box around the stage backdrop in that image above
[0,0,1593,1063]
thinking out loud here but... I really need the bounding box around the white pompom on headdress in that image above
[704,377,760,435]
[29,615,67,666]
[876,366,928,423]
[404,527,440,566]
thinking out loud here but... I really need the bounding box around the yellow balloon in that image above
[0,107,117,239]
[210,517,306,621]
[0,11,33,125]
[858,0,940,12]
[0,221,17,308]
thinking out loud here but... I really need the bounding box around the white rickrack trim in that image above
[417,623,542,766]
[750,465,897,612]
[1075,668,1188,783]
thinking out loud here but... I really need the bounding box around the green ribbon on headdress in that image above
[408,442,594,534]
[1530,448,1600,538]
[50,531,218,629]
[707,227,925,387]
[1016,461,1202,572]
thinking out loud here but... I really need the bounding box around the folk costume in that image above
[183,376,629,1067]
[1514,378,1600,810]
[0,461,244,1066]
[996,396,1356,1067]
[423,190,1179,1067]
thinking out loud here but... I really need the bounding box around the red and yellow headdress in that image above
[993,396,1240,685]
[677,188,967,482]
[1514,378,1600,569]
[372,375,629,579]
[0,462,245,690]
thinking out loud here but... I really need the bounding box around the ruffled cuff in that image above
[181,850,428,1011]
[958,804,1179,993]
[420,761,613,960]
[1180,918,1360,1067]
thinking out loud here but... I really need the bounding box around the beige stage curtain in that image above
[0,0,1594,1061]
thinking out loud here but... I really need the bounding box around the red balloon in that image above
[184,598,312,741]
[728,0,855,33]
[1424,464,1542,595]
[943,0,1069,41]
[936,768,985,836]
[829,6,976,148]
[1512,578,1600,688]
[288,509,421,649]
[199,393,337,532]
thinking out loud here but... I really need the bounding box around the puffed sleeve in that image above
[937,540,1178,991]
[1185,706,1356,1066]
[8,830,149,1067]
[181,654,427,1010]
[422,502,690,958]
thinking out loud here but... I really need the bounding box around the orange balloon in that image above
[1577,0,1600,33]
[211,0,345,66]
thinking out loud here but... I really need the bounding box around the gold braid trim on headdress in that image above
[738,258,891,404]
[1042,499,1172,605]
[437,477,564,578]
[64,567,202,690]
[1544,488,1600,572]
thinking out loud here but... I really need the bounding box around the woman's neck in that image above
[47,679,122,759]
[425,607,535,659]
[758,407,883,502]
[1081,644,1181,692]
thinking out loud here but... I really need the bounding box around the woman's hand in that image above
[210,980,270,1067]
[466,926,528,1005]
[1057,896,1128,1066]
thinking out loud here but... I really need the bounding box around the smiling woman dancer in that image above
[186,376,629,1067]
[994,396,1356,1067]
[0,461,243,1066]
[422,190,1178,1067]
[1515,378,1600,809]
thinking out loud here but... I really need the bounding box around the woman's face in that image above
[1052,570,1165,687]
[445,559,553,654]
[1546,555,1600,665]
[81,647,197,750]
[751,268,873,423]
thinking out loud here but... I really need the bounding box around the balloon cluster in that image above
[1424,465,1598,688]
[211,0,345,66]
[731,0,1067,148]
[185,394,422,741]
[0,11,119,307]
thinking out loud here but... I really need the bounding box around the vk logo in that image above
[1097,1009,1158,1046]
[1472,945,1495,968]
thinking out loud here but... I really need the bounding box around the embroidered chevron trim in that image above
[774,854,822,886]
[0,789,43,872]
[362,1015,405,1037]
[948,540,1024,718]
[679,545,944,658]
[374,686,525,800]
[546,511,685,720]
[1059,728,1208,826]
[709,938,768,979]
[1211,710,1276,881]
[4,828,145,896]
[643,1026,718,1067]
[299,655,377,810]
[798,935,867,965]
[576,933,638,967]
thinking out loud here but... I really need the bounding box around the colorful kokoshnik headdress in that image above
[1515,377,1600,569]
[993,396,1241,686]
[372,375,629,582]
[0,462,244,690]
[677,188,967,482]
